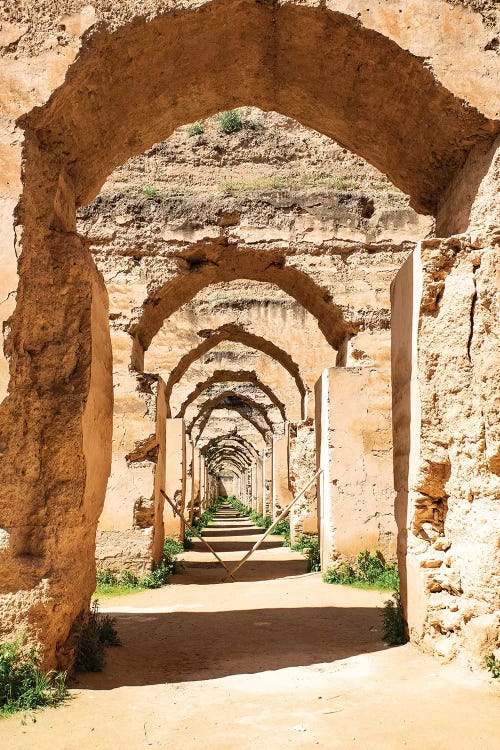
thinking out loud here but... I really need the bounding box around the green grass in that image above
[143,184,160,199]
[226,496,291,544]
[216,109,261,134]
[323,550,399,591]
[94,582,140,598]
[94,536,185,597]
[291,534,321,572]
[74,600,121,673]
[186,497,224,538]
[0,641,67,717]
[382,592,408,645]
[187,121,204,137]
[485,653,500,679]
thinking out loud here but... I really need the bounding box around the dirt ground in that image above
[1,506,498,749]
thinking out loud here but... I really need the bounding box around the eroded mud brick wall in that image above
[392,237,500,665]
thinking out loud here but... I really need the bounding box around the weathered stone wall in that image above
[392,237,500,665]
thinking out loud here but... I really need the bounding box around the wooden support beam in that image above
[224,468,322,582]
[160,489,237,582]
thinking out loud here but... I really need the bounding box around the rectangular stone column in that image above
[391,239,500,664]
[258,450,266,515]
[163,418,186,540]
[184,434,193,524]
[273,431,293,519]
[315,366,396,570]
[190,446,200,523]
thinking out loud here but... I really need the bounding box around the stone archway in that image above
[163,324,307,418]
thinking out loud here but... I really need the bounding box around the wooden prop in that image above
[223,468,323,582]
[160,489,237,582]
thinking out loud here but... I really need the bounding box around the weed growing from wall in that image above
[217,109,261,135]
[187,121,204,136]
[382,592,408,645]
[291,535,321,572]
[485,654,500,679]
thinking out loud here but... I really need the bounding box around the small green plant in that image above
[382,592,408,645]
[0,640,67,716]
[323,560,356,585]
[163,537,185,557]
[96,568,118,586]
[140,561,172,589]
[292,534,321,572]
[485,653,500,680]
[143,184,159,199]
[271,519,291,546]
[187,121,204,137]
[74,600,121,673]
[190,497,224,533]
[119,570,139,587]
[95,537,186,596]
[217,109,244,134]
[323,550,399,591]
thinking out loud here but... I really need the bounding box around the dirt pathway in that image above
[1,504,498,749]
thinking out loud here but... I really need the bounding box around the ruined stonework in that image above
[392,237,500,665]
[0,0,498,671]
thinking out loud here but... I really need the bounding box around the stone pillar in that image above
[315,365,396,569]
[184,434,193,524]
[288,420,318,544]
[391,239,500,664]
[265,446,273,518]
[163,418,186,540]
[190,446,200,523]
[255,460,260,510]
[198,454,205,517]
[274,430,293,519]
[259,450,266,515]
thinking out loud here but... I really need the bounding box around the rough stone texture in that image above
[76,108,421,570]
[392,237,500,666]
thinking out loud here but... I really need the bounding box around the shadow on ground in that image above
[77,605,387,689]
[172,559,308,583]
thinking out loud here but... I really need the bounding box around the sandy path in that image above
[1,505,498,749]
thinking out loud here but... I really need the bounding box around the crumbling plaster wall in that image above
[77,123,423,570]
[392,237,500,666]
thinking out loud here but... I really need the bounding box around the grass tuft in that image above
[187,121,204,137]
[74,600,121,673]
[485,653,500,679]
[291,534,321,572]
[0,641,67,717]
[323,550,399,591]
[382,592,408,645]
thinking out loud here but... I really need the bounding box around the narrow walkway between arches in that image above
[174,502,307,584]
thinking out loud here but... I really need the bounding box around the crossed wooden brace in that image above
[160,468,322,583]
